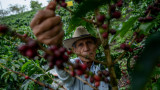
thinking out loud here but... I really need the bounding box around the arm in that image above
[30,1,75,88]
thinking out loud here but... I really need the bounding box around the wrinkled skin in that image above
[72,38,98,67]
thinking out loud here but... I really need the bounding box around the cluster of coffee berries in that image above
[56,0,67,8]
[138,1,160,23]
[44,45,72,69]
[0,25,9,34]
[134,32,145,43]
[100,26,117,39]
[120,43,133,52]
[18,37,39,59]
[110,0,122,19]
[138,16,153,23]
[69,59,87,76]
[88,70,110,87]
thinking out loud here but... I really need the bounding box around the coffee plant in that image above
[0,0,160,90]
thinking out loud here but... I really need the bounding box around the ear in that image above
[72,47,77,53]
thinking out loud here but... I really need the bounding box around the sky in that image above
[0,0,48,11]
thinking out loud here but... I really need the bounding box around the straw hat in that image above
[63,26,101,50]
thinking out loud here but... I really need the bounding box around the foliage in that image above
[30,0,42,10]
[0,0,160,89]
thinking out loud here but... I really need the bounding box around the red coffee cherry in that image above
[145,16,153,22]
[102,24,108,30]
[59,47,66,54]
[133,55,138,60]
[94,75,101,81]
[26,49,37,58]
[102,32,108,39]
[61,2,67,8]
[0,25,9,34]
[112,11,121,19]
[76,69,83,75]
[80,64,87,71]
[49,45,58,52]
[95,81,100,87]
[84,74,89,79]
[67,50,73,55]
[90,77,94,83]
[126,80,130,84]
[116,0,123,7]
[120,43,130,51]
[25,76,30,79]
[18,44,28,52]
[97,15,106,23]
[70,71,76,77]
[138,17,145,22]
[56,60,63,68]
[110,5,116,12]
[62,54,69,62]
[109,29,116,35]
[23,34,28,38]
[54,50,61,57]
[28,40,38,49]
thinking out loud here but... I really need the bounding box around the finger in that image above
[44,30,64,45]
[33,16,61,36]
[45,1,57,10]
[30,9,55,29]
[37,23,63,40]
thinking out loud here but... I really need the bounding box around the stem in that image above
[102,4,118,90]
[0,63,54,90]
[64,68,98,90]
[32,61,65,89]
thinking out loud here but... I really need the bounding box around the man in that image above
[30,1,110,90]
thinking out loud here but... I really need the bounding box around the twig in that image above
[32,61,65,89]
[0,63,54,90]
[64,68,98,90]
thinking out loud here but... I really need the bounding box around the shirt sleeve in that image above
[54,66,75,88]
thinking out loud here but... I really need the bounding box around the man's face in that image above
[72,38,97,59]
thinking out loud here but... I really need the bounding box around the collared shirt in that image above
[55,57,110,90]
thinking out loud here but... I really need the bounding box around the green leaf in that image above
[120,16,139,37]
[1,72,9,79]
[131,32,160,90]
[73,0,109,18]
[21,61,31,72]
[139,22,154,34]
[11,72,17,81]
[85,22,96,37]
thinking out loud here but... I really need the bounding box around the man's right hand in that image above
[30,1,64,46]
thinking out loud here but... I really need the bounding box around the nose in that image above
[83,43,90,51]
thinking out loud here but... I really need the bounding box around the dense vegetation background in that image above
[0,0,160,90]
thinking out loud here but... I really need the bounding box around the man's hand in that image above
[30,1,64,45]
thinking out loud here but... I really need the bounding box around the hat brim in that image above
[63,34,101,50]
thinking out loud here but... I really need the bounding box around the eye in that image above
[78,43,83,47]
